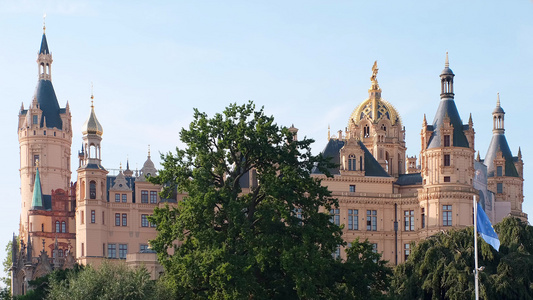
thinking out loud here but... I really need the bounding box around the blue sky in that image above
[0,0,532,282]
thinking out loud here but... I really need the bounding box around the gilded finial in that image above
[445,52,449,68]
[120,162,122,170]
[496,92,500,107]
[370,61,379,83]
[328,125,330,140]
[148,145,151,157]
[43,13,46,33]
[35,159,40,168]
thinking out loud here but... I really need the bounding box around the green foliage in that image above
[13,265,82,300]
[149,102,391,299]
[2,237,16,294]
[46,261,165,300]
[390,217,533,300]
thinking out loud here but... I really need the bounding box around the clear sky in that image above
[0,0,532,283]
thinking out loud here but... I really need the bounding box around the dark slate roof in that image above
[83,163,106,170]
[395,173,423,186]
[426,99,469,149]
[40,34,50,54]
[441,66,454,75]
[35,80,63,129]
[484,133,519,177]
[312,139,390,177]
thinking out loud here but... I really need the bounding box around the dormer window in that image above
[497,166,503,177]
[348,154,356,171]
[33,115,38,125]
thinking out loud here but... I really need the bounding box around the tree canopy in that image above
[46,261,169,300]
[390,217,533,300]
[149,102,391,299]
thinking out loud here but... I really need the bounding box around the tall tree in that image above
[390,217,533,300]
[149,102,391,299]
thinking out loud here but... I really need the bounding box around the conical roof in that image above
[31,167,43,209]
[39,33,50,54]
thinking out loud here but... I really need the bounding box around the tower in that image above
[14,24,75,296]
[418,53,476,233]
[347,61,407,177]
[17,24,74,255]
[484,94,526,222]
[76,96,109,265]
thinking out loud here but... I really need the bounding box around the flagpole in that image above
[474,195,479,300]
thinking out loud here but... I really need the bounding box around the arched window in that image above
[364,125,370,138]
[348,154,356,171]
[62,221,66,233]
[55,221,60,233]
[90,181,96,199]
[59,249,64,257]
[381,124,386,132]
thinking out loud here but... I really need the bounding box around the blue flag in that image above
[476,202,500,251]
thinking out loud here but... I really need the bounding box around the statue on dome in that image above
[370,61,378,83]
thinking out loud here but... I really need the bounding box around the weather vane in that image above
[43,13,47,33]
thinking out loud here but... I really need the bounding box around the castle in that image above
[10,27,525,295]
[311,58,525,263]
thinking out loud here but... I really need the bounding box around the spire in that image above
[476,151,481,161]
[328,125,331,140]
[492,93,505,132]
[518,147,522,159]
[445,51,449,68]
[26,236,32,259]
[31,161,44,209]
[148,144,151,158]
[496,92,501,107]
[82,92,104,136]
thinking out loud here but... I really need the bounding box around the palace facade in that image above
[312,58,525,264]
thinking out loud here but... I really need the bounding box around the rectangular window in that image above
[122,214,127,226]
[444,154,451,166]
[404,210,414,231]
[404,243,410,261]
[115,213,120,226]
[150,191,158,204]
[444,176,451,182]
[367,210,377,231]
[119,244,128,259]
[115,193,120,202]
[497,183,503,194]
[443,205,452,226]
[348,209,358,230]
[349,185,356,193]
[421,208,426,229]
[102,211,105,225]
[122,194,127,203]
[81,243,84,257]
[32,115,38,124]
[140,244,149,252]
[444,135,450,147]
[91,210,95,224]
[141,190,148,203]
[81,211,84,225]
[497,166,503,177]
[141,214,149,227]
[330,209,340,225]
[108,244,116,258]
[371,243,378,253]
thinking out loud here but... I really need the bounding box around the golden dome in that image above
[349,97,401,126]
[82,101,103,136]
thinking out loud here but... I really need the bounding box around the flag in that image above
[476,202,500,251]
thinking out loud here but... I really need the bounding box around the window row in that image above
[140,190,158,204]
[55,221,67,233]
[329,206,452,230]
[105,243,152,259]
